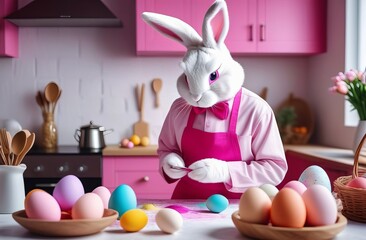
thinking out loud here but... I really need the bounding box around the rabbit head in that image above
[142,0,244,107]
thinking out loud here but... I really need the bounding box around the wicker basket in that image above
[334,133,366,222]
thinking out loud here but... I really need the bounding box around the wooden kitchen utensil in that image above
[11,131,27,165]
[0,128,11,164]
[14,133,35,166]
[133,83,149,138]
[35,91,45,113]
[152,78,163,107]
[44,82,60,113]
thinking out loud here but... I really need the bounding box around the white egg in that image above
[298,165,331,191]
[155,208,183,234]
[259,184,279,200]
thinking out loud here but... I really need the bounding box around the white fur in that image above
[142,0,245,108]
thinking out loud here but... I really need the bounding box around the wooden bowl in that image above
[12,209,118,237]
[231,211,347,240]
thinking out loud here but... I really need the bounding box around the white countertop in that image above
[0,200,365,240]
[284,144,366,166]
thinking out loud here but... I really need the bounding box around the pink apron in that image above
[172,89,243,199]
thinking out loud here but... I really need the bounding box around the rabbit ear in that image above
[142,12,202,48]
[202,0,229,48]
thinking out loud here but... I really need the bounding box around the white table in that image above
[0,200,365,240]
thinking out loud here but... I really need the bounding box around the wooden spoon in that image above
[152,78,163,108]
[15,133,35,166]
[36,91,45,113]
[44,82,60,113]
[0,129,11,164]
[11,131,27,165]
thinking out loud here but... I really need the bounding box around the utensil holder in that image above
[0,164,27,213]
[41,112,57,149]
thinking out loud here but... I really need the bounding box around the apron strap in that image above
[228,88,242,133]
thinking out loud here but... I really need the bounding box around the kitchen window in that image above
[345,0,366,126]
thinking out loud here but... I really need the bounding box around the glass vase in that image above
[353,120,366,156]
[41,112,58,149]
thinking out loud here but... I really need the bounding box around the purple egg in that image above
[53,175,85,211]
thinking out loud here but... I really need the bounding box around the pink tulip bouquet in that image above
[329,69,366,120]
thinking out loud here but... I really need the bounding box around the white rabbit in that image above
[142,0,287,199]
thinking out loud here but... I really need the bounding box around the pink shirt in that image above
[158,88,288,192]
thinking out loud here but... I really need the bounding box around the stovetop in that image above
[28,145,103,155]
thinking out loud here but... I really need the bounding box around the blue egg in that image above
[108,184,137,219]
[206,194,229,213]
[298,165,331,191]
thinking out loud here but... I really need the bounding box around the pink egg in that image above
[53,175,85,211]
[127,141,134,148]
[283,180,307,195]
[25,190,61,221]
[72,193,104,219]
[347,177,366,189]
[121,138,129,147]
[92,186,111,209]
[302,184,337,226]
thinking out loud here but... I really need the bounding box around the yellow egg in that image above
[120,209,148,232]
[130,135,141,145]
[140,136,150,146]
[141,203,159,210]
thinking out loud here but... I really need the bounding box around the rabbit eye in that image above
[209,70,220,84]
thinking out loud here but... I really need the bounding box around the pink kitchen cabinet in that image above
[103,156,177,199]
[0,0,18,57]
[136,0,326,55]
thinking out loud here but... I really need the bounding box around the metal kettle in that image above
[74,121,113,149]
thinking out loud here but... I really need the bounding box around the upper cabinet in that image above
[0,0,18,57]
[136,0,326,55]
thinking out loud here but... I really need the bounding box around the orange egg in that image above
[271,188,306,228]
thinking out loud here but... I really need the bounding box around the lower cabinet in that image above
[103,156,177,199]
[278,150,354,191]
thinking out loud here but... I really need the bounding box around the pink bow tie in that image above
[193,102,229,120]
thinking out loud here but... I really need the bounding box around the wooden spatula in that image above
[133,83,149,138]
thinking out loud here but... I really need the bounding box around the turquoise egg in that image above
[206,194,229,213]
[108,184,137,219]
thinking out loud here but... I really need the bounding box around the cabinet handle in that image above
[249,25,253,41]
[143,176,150,182]
[35,183,57,188]
[34,165,44,172]
[260,24,265,41]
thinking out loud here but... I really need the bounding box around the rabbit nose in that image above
[191,93,202,102]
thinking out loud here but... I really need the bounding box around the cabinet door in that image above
[0,0,18,57]
[225,0,257,53]
[103,156,177,199]
[136,0,191,55]
[257,0,326,54]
